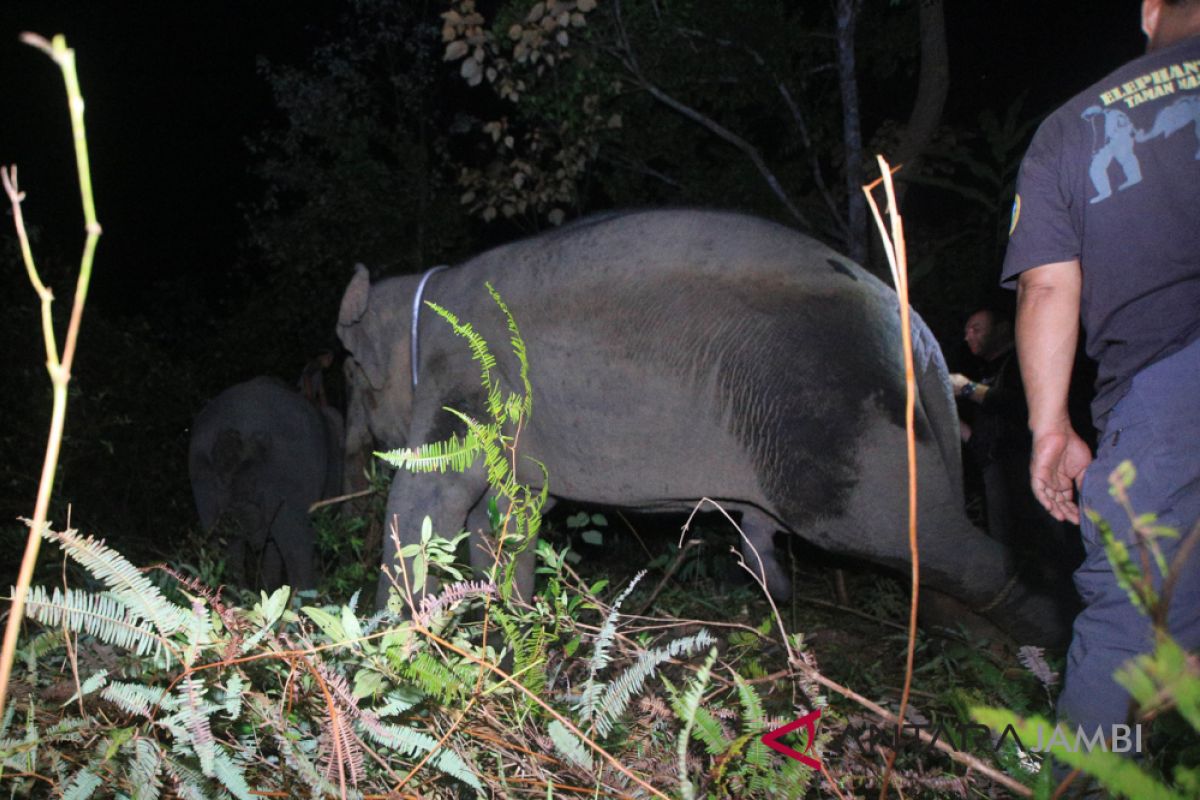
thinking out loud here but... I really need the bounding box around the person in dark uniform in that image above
[1002,0,1200,783]
[951,309,1082,589]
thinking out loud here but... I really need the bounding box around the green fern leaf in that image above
[18,629,65,665]
[61,766,101,800]
[548,720,594,775]
[594,629,715,738]
[688,706,730,756]
[359,721,483,791]
[127,737,163,800]
[212,747,255,800]
[486,282,533,403]
[666,647,719,800]
[178,677,216,776]
[63,669,109,707]
[101,681,168,719]
[398,651,468,704]
[733,672,766,730]
[41,527,188,637]
[579,572,646,725]
[221,673,245,719]
[162,754,212,800]
[377,431,483,474]
[489,606,549,695]
[24,586,170,660]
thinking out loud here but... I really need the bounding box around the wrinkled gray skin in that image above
[188,376,344,590]
[338,210,1066,644]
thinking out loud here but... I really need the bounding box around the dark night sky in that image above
[0,1,1146,316]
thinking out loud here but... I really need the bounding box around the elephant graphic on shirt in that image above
[1083,105,1143,202]
[1136,93,1200,157]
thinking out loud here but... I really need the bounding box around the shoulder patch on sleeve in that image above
[1009,194,1021,237]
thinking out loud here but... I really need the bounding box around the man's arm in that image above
[1016,259,1092,524]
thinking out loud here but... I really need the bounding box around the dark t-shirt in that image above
[1001,35,1200,424]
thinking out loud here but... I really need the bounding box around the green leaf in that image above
[341,603,364,642]
[354,669,388,700]
[300,606,346,642]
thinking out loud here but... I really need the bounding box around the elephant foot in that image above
[982,579,1074,648]
[918,589,1008,643]
[919,581,1072,649]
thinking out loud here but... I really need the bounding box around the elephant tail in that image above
[911,312,964,507]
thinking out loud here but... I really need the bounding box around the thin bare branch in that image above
[610,0,811,230]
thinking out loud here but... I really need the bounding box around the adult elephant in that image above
[188,376,343,591]
[338,209,1067,643]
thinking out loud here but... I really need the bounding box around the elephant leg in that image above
[728,506,791,601]
[378,464,489,609]
[465,494,552,606]
[263,502,317,591]
[225,528,248,586]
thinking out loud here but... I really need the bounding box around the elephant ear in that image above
[338,263,371,327]
[337,264,390,390]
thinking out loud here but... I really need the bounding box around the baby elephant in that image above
[188,376,343,590]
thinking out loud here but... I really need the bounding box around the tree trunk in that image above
[836,0,867,264]
[892,0,949,192]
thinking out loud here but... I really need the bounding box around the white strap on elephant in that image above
[411,264,450,390]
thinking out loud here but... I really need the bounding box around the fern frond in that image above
[221,673,245,719]
[688,706,731,756]
[578,571,646,725]
[594,629,715,738]
[377,430,483,474]
[178,677,216,776]
[428,301,499,396]
[162,752,212,800]
[489,606,549,695]
[269,731,341,798]
[374,692,418,718]
[127,737,164,800]
[548,720,594,776]
[1017,645,1060,689]
[101,681,168,720]
[733,671,766,729]
[211,748,254,800]
[64,668,109,707]
[667,647,719,800]
[61,765,102,800]
[485,282,533,406]
[320,707,364,790]
[41,527,188,637]
[398,651,469,704]
[19,629,65,665]
[415,580,496,626]
[358,720,484,792]
[24,586,171,660]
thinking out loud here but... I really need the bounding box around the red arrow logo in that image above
[761,709,822,769]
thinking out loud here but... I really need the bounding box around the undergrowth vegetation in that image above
[4,30,1196,800]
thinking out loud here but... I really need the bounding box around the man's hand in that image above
[1030,427,1092,524]
[949,372,971,393]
